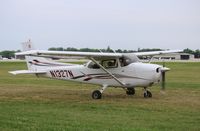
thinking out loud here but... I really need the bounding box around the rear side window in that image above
[87,61,100,69]
[119,57,131,67]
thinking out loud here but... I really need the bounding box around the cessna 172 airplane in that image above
[9,45,182,99]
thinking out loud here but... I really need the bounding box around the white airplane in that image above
[9,48,182,99]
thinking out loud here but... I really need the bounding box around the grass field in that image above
[0,61,200,131]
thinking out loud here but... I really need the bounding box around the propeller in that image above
[160,62,170,91]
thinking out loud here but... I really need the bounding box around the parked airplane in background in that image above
[9,45,182,99]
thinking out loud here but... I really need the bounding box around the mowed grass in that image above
[0,62,200,131]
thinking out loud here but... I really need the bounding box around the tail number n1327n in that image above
[50,70,74,78]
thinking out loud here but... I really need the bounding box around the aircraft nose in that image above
[155,66,170,83]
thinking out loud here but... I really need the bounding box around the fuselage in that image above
[9,49,180,99]
[38,62,162,87]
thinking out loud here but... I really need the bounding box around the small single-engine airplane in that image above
[9,44,182,99]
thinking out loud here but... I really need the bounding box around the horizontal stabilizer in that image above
[9,70,46,75]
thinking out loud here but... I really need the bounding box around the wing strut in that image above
[90,57,126,88]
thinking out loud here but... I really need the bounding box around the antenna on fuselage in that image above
[21,39,34,51]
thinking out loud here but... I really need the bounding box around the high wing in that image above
[15,49,182,58]
[16,50,122,59]
[133,50,183,56]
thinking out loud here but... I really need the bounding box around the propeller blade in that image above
[160,67,170,72]
[161,71,166,90]
[160,63,170,91]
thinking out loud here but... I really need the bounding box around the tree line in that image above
[0,47,200,58]
[0,50,20,59]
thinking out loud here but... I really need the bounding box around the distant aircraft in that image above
[9,44,182,99]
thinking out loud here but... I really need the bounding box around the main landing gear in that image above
[92,85,108,99]
[143,87,152,98]
[126,87,152,98]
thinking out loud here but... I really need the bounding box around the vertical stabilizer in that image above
[19,40,69,71]
[22,39,34,51]
[25,56,67,71]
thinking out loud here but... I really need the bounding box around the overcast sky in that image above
[0,0,200,51]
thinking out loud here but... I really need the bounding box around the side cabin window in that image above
[87,61,100,69]
[101,59,118,68]
[87,59,118,69]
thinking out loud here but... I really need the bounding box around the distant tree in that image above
[183,48,194,54]
[123,50,128,53]
[65,47,78,51]
[0,50,15,58]
[49,47,65,51]
[115,49,123,53]
[127,50,136,53]
[194,49,200,58]
[57,47,64,51]
[48,47,57,51]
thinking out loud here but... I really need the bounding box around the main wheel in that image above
[144,90,152,98]
[126,88,135,95]
[92,90,102,99]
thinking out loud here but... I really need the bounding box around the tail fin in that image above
[21,39,65,70]
[10,56,68,75]
[25,56,68,71]
[22,39,34,51]
[20,39,71,71]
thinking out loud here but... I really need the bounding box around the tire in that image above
[126,88,135,95]
[147,90,152,97]
[92,90,102,99]
[144,90,152,98]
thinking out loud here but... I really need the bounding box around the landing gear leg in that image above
[143,87,152,98]
[92,85,108,99]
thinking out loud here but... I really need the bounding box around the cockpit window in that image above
[119,57,131,67]
[120,54,139,67]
